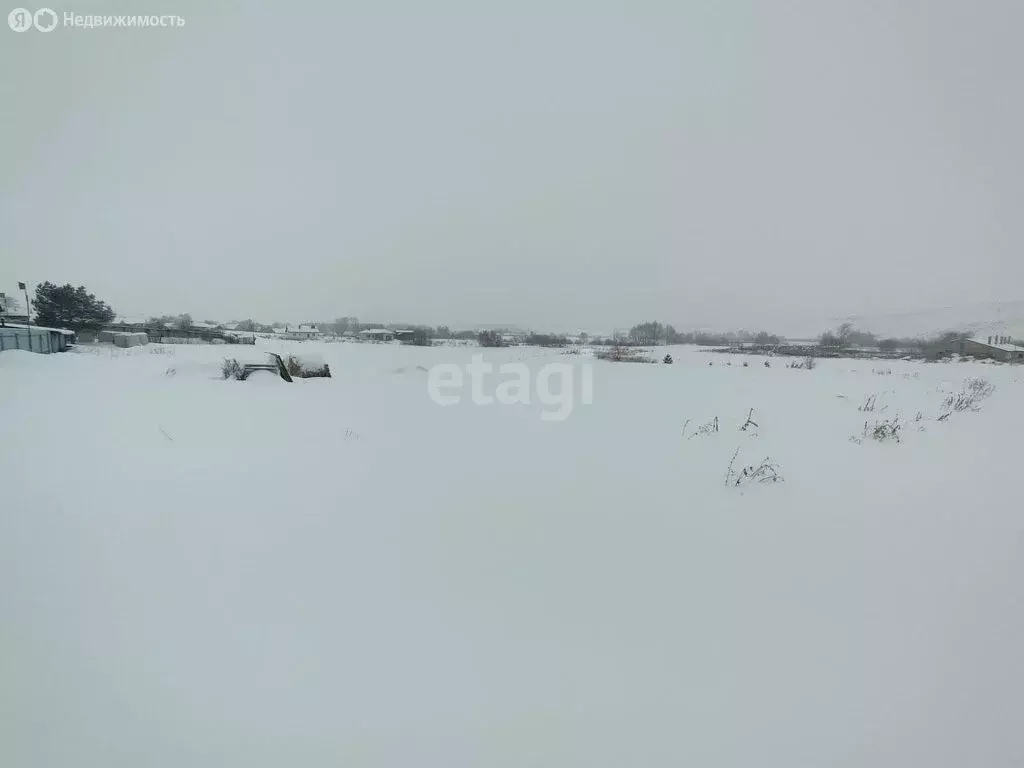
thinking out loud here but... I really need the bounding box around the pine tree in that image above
[32,282,115,330]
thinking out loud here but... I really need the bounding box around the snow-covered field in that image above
[3,341,1023,766]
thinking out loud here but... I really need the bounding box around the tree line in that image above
[14,282,987,354]
[611,321,783,347]
[818,322,972,354]
[618,321,977,354]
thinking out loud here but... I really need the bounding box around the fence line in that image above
[0,329,52,353]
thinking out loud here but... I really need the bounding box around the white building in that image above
[952,336,1024,362]
[281,325,320,340]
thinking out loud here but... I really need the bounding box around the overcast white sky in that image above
[3,0,1022,332]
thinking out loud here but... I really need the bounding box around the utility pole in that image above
[18,282,30,327]
[18,282,30,350]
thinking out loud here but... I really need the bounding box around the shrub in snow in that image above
[688,416,719,439]
[965,376,994,399]
[725,447,783,486]
[803,356,816,370]
[941,392,977,413]
[940,377,994,416]
[852,417,902,444]
[734,459,783,485]
[596,345,653,363]
[285,354,331,379]
[858,394,888,413]
[663,354,673,364]
[739,408,758,432]
[221,358,243,380]
[871,417,901,443]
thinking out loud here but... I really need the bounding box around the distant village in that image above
[3,285,1024,363]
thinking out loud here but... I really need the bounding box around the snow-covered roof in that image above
[360,328,392,335]
[191,321,218,329]
[295,325,319,333]
[969,337,1024,353]
[1,322,75,336]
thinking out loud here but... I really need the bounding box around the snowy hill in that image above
[830,300,1024,340]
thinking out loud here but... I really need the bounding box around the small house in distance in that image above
[948,335,1024,362]
[276,325,320,341]
[360,328,394,342]
[286,325,320,340]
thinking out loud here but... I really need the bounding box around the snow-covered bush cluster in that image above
[942,377,994,414]
[595,345,653,363]
[850,416,901,444]
[687,416,719,439]
[869,416,901,443]
[221,357,243,380]
[724,447,783,486]
[285,353,331,378]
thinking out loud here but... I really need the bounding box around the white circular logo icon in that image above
[8,7,32,31]
[34,7,57,31]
